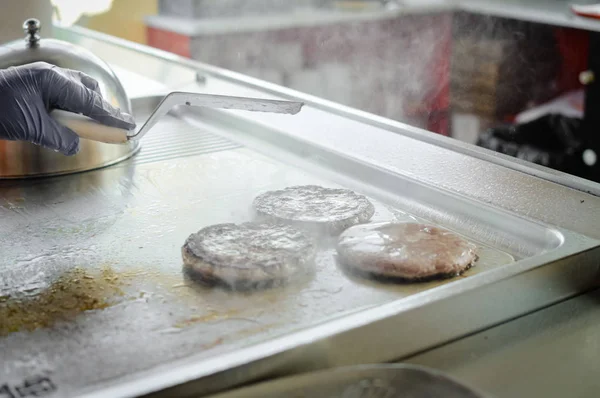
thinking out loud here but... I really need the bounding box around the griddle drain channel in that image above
[126,116,240,165]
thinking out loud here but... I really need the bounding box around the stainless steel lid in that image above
[0,18,139,179]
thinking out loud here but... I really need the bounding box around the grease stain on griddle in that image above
[1,261,280,337]
[179,322,282,351]
[0,266,130,336]
[173,309,245,328]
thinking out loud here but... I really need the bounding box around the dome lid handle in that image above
[23,18,41,47]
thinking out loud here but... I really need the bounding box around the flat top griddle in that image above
[1,95,598,398]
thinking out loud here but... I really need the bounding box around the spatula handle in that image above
[50,110,130,144]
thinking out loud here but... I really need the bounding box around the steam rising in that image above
[182,222,317,291]
[150,2,565,137]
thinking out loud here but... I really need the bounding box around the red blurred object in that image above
[147,27,191,58]
[396,15,452,135]
[425,24,451,136]
[571,4,600,19]
[553,27,589,94]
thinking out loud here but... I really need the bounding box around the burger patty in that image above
[336,222,478,282]
[252,185,375,235]
[182,222,316,289]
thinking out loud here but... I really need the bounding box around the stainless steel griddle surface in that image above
[0,124,508,393]
[1,95,598,398]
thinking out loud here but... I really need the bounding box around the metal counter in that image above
[407,287,600,398]
[0,25,599,398]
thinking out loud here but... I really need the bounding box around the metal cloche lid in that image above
[0,17,130,114]
[0,18,138,179]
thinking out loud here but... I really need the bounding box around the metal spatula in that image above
[50,92,304,144]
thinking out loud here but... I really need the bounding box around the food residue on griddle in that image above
[0,266,128,336]
[173,309,244,329]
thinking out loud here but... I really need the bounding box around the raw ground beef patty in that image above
[336,222,478,282]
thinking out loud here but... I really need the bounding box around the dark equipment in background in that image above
[478,31,600,183]
[478,114,582,173]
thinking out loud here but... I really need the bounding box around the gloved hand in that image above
[0,61,136,156]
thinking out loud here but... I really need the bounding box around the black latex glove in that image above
[0,62,136,156]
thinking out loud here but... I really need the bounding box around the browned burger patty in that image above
[252,185,375,235]
[182,222,316,290]
[336,222,478,282]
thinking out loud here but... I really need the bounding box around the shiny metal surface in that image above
[0,25,598,398]
[207,364,488,398]
[124,96,241,164]
[129,92,303,140]
[407,288,600,398]
[50,92,303,144]
[55,24,600,202]
[1,95,599,398]
[0,19,137,179]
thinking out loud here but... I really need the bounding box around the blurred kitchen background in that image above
[67,0,600,181]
